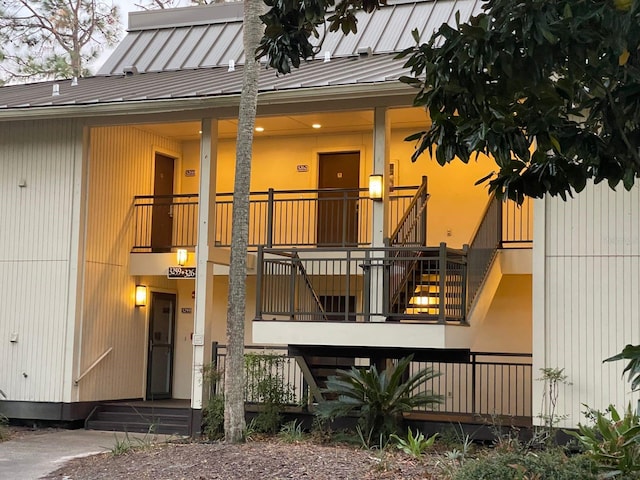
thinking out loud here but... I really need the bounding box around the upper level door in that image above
[317,152,360,246]
[147,292,176,400]
[151,153,175,253]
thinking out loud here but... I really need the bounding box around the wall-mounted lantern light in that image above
[176,249,188,266]
[369,174,383,201]
[135,285,147,307]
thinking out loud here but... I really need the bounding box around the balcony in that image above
[131,185,422,252]
[252,245,473,349]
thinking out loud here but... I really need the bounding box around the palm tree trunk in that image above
[224,0,264,444]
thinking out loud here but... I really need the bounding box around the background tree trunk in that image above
[224,0,264,443]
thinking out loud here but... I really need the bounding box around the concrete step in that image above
[86,419,189,436]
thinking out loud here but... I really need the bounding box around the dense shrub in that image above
[202,394,225,441]
[245,353,295,434]
[453,450,598,480]
[316,355,441,447]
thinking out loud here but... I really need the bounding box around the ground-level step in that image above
[85,402,191,437]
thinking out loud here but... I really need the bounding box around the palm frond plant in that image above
[316,355,442,446]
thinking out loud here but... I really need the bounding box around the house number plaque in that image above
[167,266,196,279]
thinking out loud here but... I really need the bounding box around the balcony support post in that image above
[368,107,390,322]
[191,117,218,419]
[438,242,447,324]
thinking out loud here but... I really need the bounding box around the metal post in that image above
[362,250,371,322]
[210,341,219,395]
[420,176,428,246]
[439,242,447,324]
[342,190,348,246]
[471,353,477,415]
[255,246,264,320]
[461,244,468,323]
[266,188,275,248]
[496,196,503,248]
[289,253,296,320]
[345,249,351,322]
[382,251,390,318]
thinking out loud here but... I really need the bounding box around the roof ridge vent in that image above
[52,84,60,96]
[357,47,372,58]
[71,77,78,86]
[123,66,138,76]
[324,51,331,62]
[228,60,235,72]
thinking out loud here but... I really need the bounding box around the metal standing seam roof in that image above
[0,54,409,110]
[0,0,484,112]
[98,0,484,76]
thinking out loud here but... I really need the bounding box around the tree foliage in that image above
[260,0,640,203]
[0,0,121,83]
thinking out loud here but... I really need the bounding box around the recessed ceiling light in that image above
[312,123,321,129]
[255,126,264,132]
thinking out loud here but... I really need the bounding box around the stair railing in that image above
[255,247,328,322]
[464,193,502,309]
[388,176,428,248]
[74,347,113,385]
[386,176,429,311]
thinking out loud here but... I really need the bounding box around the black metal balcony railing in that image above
[132,194,199,252]
[211,345,532,419]
[132,186,419,252]
[255,246,467,324]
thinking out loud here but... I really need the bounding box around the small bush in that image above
[390,427,438,459]
[110,429,156,456]
[452,450,598,480]
[568,404,640,478]
[0,414,9,442]
[279,419,305,443]
[202,394,225,441]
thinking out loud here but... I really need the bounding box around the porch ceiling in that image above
[138,107,429,141]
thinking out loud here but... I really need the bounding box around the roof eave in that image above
[0,81,416,122]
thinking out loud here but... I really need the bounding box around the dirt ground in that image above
[43,439,444,480]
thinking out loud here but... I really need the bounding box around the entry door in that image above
[151,153,175,253]
[147,292,176,400]
[317,152,360,246]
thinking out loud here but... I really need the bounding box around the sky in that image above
[96,0,194,70]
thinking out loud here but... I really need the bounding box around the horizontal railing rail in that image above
[210,345,532,419]
[255,245,467,324]
[132,186,418,252]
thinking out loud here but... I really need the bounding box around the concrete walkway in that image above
[0,429,170,480]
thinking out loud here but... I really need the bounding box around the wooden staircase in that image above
[306,355,355,394]
[85,402,191,436]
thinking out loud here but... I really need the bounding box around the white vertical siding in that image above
[78,126,181,401]
[0,119,81,402]
[536,183,640,427]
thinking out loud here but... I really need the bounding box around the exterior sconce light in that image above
[135,285,147,307]
[176,249,188,266]
[369,174,383,201]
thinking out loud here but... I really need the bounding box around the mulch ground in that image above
[43,439,444,480]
